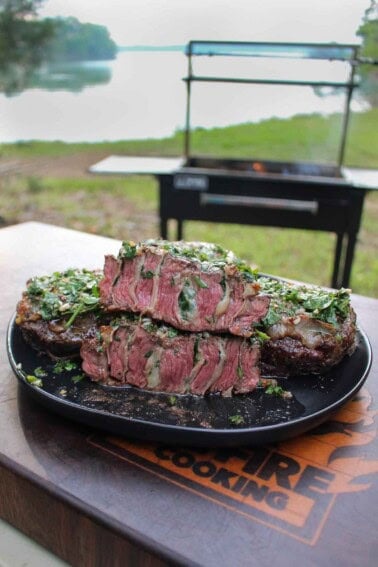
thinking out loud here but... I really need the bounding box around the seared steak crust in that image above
[16,295,101,357]
[18,314,99,358]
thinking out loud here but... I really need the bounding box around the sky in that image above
[39,0,371,47]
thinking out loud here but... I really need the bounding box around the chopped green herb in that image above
[65,360,78,371]
[26,268,102,325]
[71,374,85,383]
[234,261,258,281]
[178,280,197,319]
[119,240,137,259]
[142,319,158,333]
[141,267,155,279]
[168,395,177,406]
[237,366,244,379]
[64,303,84,328]
[53,360,78,374]
[34,366,47,378]
[258,277,351,326]
[193,275,208,289]
[27,278,44,296]
[254,329,270,343]
[53,361,65,374]
[39,292,61,320]
[167,328,179,338]
[229,414,245,425]
[265,384,287,397]
[139,240,257,279]
[26,375,43,387]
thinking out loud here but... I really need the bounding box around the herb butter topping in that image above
[26,268,102,327]
[119,239,259,281]
[257,277,351,327]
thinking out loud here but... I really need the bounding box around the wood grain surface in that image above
[1,222,377,567]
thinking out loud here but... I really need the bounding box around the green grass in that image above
[0,137,182,159]
[1,109,378,167]
[0,175,159,238]
[1,110,377,296]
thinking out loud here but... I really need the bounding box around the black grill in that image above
[159,156,367,288]
[159,41,377,289]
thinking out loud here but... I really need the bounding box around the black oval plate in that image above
[7,315,372,447]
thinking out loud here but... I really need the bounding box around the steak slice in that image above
[99,240,270,337]
[80,316,261,395]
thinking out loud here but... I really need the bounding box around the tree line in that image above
[46,16,117,63]
[357,2,378,106]
[0,0,116,94]
[0,0,377,99]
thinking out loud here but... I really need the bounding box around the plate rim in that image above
[6,313,373,444]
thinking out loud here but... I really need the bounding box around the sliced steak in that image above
[99,240,270,337]
[80,316,261,395]
[15,246,358,384]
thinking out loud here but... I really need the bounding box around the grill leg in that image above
[332,233,344,288]
[332,232,357,289]
[341,233,357,289]
[177,220,183,240]
[160,217,168,239]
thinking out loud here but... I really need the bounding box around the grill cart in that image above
[91,41,378,288]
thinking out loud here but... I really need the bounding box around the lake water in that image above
[0,50,367,143]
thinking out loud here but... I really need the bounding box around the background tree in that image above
[0,2,117,95]
[46,17,117,62]
[357,1,378,106]
[0,0,54,94]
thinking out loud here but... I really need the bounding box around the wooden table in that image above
[1,222,377,567]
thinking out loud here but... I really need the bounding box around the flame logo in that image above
[278,388,378,494]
